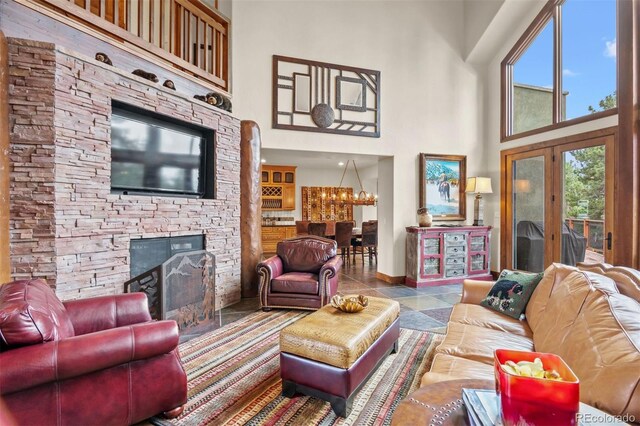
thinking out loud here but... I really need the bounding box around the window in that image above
[502,0,618,140]
[513,20,554,134]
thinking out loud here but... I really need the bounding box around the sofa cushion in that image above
[449,303,533,338]
[479,270,542,319]
[276,237,337,274]
[0,279,75,349]
[271,273,319,295]
[525,263,577,334]
[532,270,640,419]
[435,322,534,365]
[532,269,619,351]
[422,353,495,387]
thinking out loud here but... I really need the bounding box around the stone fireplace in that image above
[7,38,241,308]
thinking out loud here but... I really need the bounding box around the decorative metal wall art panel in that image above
[273,55,380,138]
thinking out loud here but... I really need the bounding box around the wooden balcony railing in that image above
[32,0,229,91]
[565,218,605,254]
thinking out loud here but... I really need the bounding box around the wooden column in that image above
[616,0,640,268]
[0,31,10,283]
[240,121,262,297]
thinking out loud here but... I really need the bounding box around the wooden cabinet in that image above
[261,165,296,211]
[405,226,492,287]
[262,226,296,253]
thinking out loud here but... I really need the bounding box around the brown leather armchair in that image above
[0,279,187,425]
[257,236,343,310]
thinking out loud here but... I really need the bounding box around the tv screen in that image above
[110,104,213,197]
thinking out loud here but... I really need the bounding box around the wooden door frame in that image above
[502,148,554,270]
[500,127,618,270]
[551,135,615,263]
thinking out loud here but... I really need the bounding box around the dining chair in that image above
[308,222,327,238]
[295,220,310,236]
[335,221,355,265]
[352,220,378,265]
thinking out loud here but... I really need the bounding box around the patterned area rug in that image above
[152,310,444,426]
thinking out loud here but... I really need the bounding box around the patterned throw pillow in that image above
[479,270,544,319]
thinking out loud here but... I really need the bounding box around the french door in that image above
[502,132,615,272]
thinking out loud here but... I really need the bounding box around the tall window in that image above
[502,0,617,140]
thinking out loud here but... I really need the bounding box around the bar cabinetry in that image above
[261,165,296,210]
[261,225,296,253]
[405,226,492,287]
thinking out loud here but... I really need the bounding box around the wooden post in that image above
[240,121,262,298]
[0,31,11,283]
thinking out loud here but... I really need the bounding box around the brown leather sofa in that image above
[422,263,640,420]
[257,236,343,310]
[0,279,187,425]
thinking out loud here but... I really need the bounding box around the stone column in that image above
[240,121,262,297]
[0,32,10,284]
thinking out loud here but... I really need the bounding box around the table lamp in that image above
[466,177,493,226]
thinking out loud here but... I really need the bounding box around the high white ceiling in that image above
[261,148,386,170]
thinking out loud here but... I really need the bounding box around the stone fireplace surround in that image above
[7,38,241,308]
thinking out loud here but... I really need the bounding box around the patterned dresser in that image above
[405,226,492,287]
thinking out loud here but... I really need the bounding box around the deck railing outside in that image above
[38,0,229,91]
[565,218,604,254]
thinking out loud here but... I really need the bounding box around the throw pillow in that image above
[480,270,543,319]
[0,279,75,349]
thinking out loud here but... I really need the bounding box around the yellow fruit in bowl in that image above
[500,357,563,381]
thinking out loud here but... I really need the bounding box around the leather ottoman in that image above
[279,296,400,417]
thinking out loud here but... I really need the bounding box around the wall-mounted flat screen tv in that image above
[110,102,215,198]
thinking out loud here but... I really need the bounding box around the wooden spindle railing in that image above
[34,0,229,91]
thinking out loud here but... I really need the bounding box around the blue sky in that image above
[514,0,617,120]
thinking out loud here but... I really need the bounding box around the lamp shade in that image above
[466,177,493,194]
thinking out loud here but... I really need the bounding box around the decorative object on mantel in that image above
[301,186,353,221]
[466,176,493,226]
[163,79,176,90]
[331,294,368,313]
[417,207,433,227]
[94,52,112,66]
[330,160,377,206]
[193,92,232,112]
[132,69,159,82]
[273,55,380,138]
[419,153,467,221]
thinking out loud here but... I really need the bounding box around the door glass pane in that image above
[561,145,606,264]
[513,20,554,134]
[562,0,617,121]
[513,156,546,272]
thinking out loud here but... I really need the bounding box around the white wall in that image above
[232,0,486,278]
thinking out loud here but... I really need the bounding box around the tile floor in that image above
[179,256,462,342]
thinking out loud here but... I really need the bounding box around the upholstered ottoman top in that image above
[280,296,400,369]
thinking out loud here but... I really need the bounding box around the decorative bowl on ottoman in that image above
[494,349,579,426]
[330,294,368,313]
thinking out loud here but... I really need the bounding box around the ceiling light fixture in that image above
[330,160,377,206]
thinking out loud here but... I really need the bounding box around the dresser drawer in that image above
[445,245,466,255]
[423,238,441,255]
[444,233,467,244]
[444,266,467,278]
[445,256,466,266]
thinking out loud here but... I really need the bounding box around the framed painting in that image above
[419,153,467,221]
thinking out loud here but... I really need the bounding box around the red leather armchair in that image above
[257,236,343,310]
[0,279,187,425]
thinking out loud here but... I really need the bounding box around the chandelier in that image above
[328,160,377,206]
